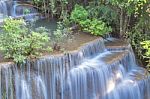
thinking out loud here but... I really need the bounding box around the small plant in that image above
[0,18,51,63]
[24,9,31,15]
[141,40,150,57]
[52,22,72,51]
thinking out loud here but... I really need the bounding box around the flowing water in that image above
[0,38,150,99]
[11,1,41,21]
[0,1,150,99]
[0,0,8,22]
[0,0,41,22]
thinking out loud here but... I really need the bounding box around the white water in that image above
[0,0,8,22]
[0,1,40,22]
[0,39,150,99]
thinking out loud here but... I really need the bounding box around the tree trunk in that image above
[123,14,129,38]
[120,7,124,38]
[43,0,47,17]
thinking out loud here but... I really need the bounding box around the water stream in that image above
[0,1,150,99]
[0,0,8,22]
[0,0,41,22]
[0,38,150,99]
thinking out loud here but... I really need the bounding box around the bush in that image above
[70,5,112,36]
[86,4,118,25]
[52,22,72,50]
[0,18,51,63]
[141,40,150,57]
[70,4,88,24]
[80,18,112,36]
[141,40,150,71]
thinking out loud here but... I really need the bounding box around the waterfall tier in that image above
[0,0,41,23]
[0,37,150,99]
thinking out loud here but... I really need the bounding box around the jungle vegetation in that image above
[32,0,150,70]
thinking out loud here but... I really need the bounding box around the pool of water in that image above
[33,18,58,32]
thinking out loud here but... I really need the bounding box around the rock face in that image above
[0,37,150,99]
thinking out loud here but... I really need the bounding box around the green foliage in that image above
[141,40,150,71]
[107,0,147,11]
[70,4,88,24]
[80,18,112,36]
[32,0,70,18]
[101,0,149,37]
[86,4,118,25]
[141,41,150,57]
[70,5,112,36]
[125,0,150,71]
[24,9,30,15]
[60,11,71,27]
[85,2,99,18]
[53,27,65,44]
[128,31,147,59]
[52,21,72,50]
[97,5,118,25]
[0,18,51,63]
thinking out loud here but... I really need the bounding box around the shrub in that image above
[70,5,112,36]
[70,4,88,24]
[141,40,150,71]
[80,18,112,36]
[0,18,51,63]
[52,22,72,50]
[141,40,150,57]
[86,4,118,25]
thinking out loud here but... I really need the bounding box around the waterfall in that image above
[0,0,8,22]
[0,0,8,16]
[0,1,41,22]
[11,2,39,20]
[0,38,150,99]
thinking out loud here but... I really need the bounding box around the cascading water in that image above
[11,2,40,21]
[0,38,150,99]
[0,0,41,22]
[0,0,8,22]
